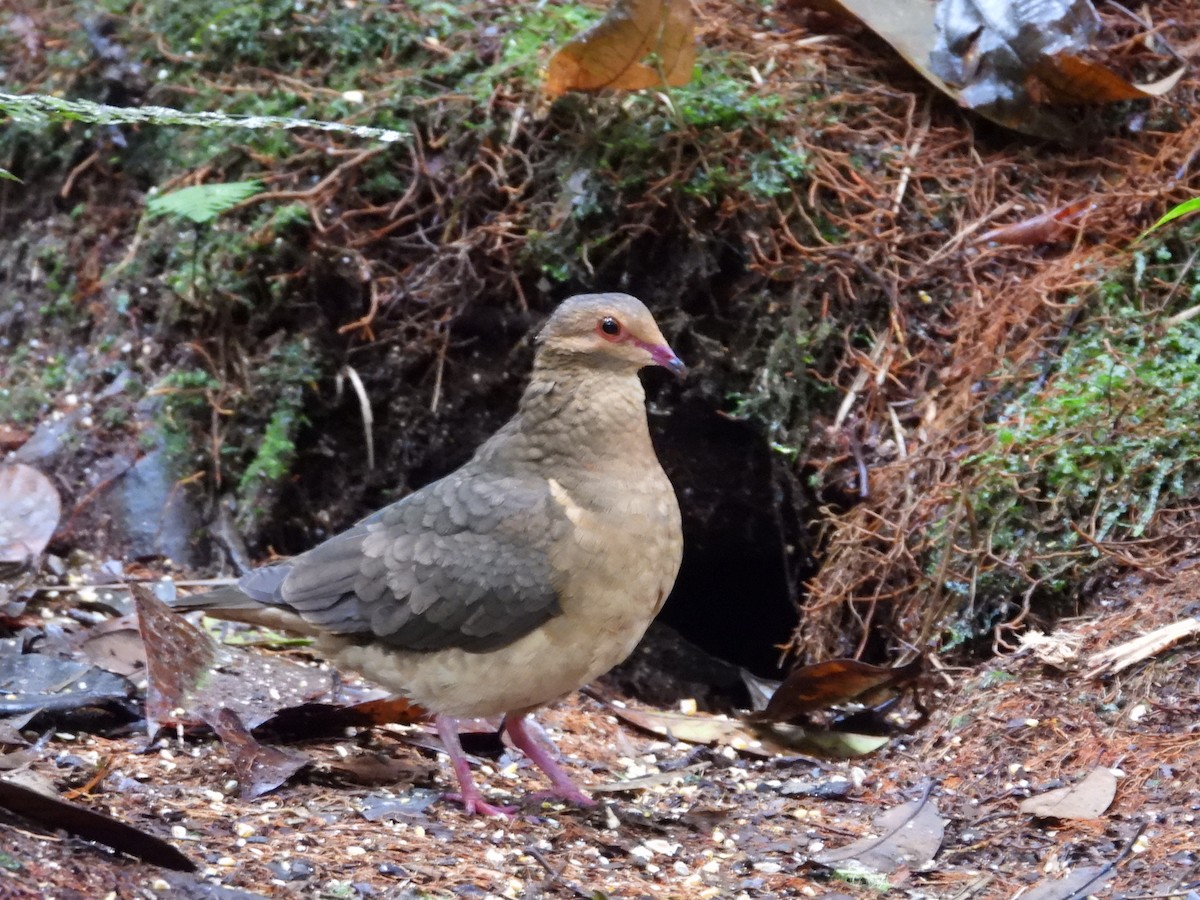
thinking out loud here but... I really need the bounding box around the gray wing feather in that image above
[246,469,569,653]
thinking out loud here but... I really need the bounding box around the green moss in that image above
[154,368,222,462]
[237,403,300,492]
[934,227,1200,635]
[233,337,321,535]
[674,65,786,130]
[745,138,810,198]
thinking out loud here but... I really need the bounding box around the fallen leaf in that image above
[749,657,924,724]
[133,583,335,736]
[358,789,441,822]
[0,463,62,570]
[1020,767,1117,820]
[545,0,696,99]
[819,0,1180,141]
[0,424,30,452]
[1021,865,1114,900]
[612,706,772,754]
[207,707,309,799]
[739,667,780,712]
[977,198,1096,247]
[0,777,195,871]
[927,0,1178,139]
[752,722,892,758]
[344,695,429,725]
[1031,54,1187,105]
[77,615,147,677]
[0,650,132,718]
[0,723,29,748]
[133,583,218,735]
[814,783,945,874]
[321,751,434,787]
[1086,618,1200,678]
[820,0,949,103]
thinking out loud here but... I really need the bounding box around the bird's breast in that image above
[547,464,682,660]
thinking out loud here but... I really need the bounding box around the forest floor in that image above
[1,563,1197,899]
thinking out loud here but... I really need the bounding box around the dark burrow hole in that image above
[605,395,808,712]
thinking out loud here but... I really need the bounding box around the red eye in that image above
[599,316,622,339]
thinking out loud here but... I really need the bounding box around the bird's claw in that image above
[446,791,516,818]
[527,786,597,808]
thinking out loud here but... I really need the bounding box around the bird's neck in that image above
[481,364,657,486]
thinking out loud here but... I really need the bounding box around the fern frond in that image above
[146,180,263,225]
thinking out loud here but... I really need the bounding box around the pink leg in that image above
[435,715,514,817]
[504,714,596,807]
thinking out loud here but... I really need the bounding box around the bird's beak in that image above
[648,343,688,378]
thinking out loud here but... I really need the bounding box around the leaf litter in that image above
[0,463,61,575]
[3,580,1197,897]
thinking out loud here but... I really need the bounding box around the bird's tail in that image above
[168,564,319,635]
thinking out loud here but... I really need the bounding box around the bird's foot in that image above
[446,790,516,818]
[437,714,516,817]
[527,785,597,808]
[503,713,596,809]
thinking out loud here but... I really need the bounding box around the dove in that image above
[179,293,685,815]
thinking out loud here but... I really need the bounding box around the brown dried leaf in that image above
[545,0,696,99]
[1030,53,1168,105]
[823,0,948,97]
[322,751,435,787]
[0,424,30,452]
[750,657,924,724]
[898,0,1182,139]
[1020,767,1117,820]
[132,584,219,735]
[0,777,195,871]
[207,707,309,799]
[255,696,428,741]
[977,198,1096,247]
[133,584,335,736]
[0,463,62,567]
[344,695,429,725]
[78,615,147,677]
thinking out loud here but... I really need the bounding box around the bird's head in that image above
[536,293,686,377]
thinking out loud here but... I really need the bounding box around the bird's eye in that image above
[599,316,622,338]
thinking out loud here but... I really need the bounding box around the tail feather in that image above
[168,584,266,612]
[170,564,319,636]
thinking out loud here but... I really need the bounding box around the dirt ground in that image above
[2,564,1197,899]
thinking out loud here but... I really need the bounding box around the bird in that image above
[178,293,685,816]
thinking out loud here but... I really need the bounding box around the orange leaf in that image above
[1030,53,1157,105]
[977,197,1095,246]
[750,657,924,724]
[545,0,696,99]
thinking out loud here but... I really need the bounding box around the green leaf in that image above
[146,181,263,225]
[1138,196,1200,240]
[0,167,21,182]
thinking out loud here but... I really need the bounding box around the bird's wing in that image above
[247,469,572,653]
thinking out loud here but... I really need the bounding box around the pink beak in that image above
[643,341,687,378]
